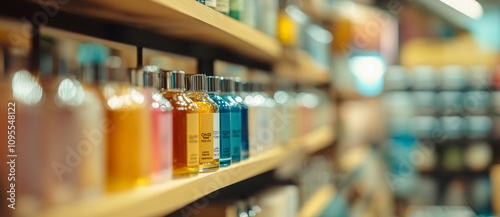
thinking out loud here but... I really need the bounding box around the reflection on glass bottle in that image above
[221,77,242,163]
[132,66,174,182]
[207,76,232,167]
[186,74,220,172]
[160,70,200,177]
[234,79,249,160]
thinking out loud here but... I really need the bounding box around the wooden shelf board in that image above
[276,48,331,85]
[38,126,335,217]
[298,184,337,217]
[36,0,282,64]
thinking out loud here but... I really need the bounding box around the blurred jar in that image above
[412,91,437,116]
[411,66,440,90]
[384,65,410,91]
[465,116,492,139]
[440,116,466,139]
[441,65,468,90]
[463,91,490,115]
[411,116,439,139]
[438,91,464,115]
[468,65,491,89]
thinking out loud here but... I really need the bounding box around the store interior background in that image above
[1,0,500,216]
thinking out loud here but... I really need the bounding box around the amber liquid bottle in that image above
[160,70,200,177]
[186,74,220,172]
[97,64,152,192]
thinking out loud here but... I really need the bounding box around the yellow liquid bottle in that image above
[160,70,200,177]
[186,74,220,172]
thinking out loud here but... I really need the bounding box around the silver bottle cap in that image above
[220,77,235,93]
[159,70,185,91]
[234,79,245,92]
[186,74,207,92]
[141,65,161,88]
[207,76,221,93]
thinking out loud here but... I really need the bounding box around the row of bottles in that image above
[5,61,331,216]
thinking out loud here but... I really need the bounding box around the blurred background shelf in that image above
[37,126,335,217]
[297,184,336,217]
[0,0,283,69]
[275,47,331,85]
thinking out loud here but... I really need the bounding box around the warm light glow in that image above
[350,56,385,83]
[440,0,483,19]
[12,70,43,105]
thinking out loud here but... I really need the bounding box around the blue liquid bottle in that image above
[220,77,242,163]
[234,79,249,160]
[206,76,232,167]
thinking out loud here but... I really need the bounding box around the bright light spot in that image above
[265,98,276,108]
[57,78,85,106]
[306,24,333,44]
[350,56,385,83]
[130,89,145,104]
[299,93,319,109]
[285,5,307,24]
[244,95,254,105]
[253,95,265,106]
[12,70,43,105]
[152,101,160,109]
[274,91,289,104]
[107,95,123,109]
[440,0,483,19]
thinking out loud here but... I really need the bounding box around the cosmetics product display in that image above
[186,74,220,172]
[220,77,242,163]
[160,70,200,177]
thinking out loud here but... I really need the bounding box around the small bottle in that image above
[216,0,230,15]
[205,0,216,9]
[229,0,242,20]
[234,79,249,160]
[185,74,220,172]
[134,66,174,182]
[160,70,200,177]
[207,76,232,167]
[221,77,242,163]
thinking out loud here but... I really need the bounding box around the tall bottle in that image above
[207,76,232,167]
[221,77,242,163]
[134,66,174,182]
[243,82,258,156]
[160,70,200,177]
[96,58,152,192]
[185,74,220,172]
[234,79,249,160]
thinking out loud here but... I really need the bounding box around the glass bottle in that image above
[216,0,230,15]
[243,82,258,156]
[229,0,242,20]
[205,0,216,9]
[220,77,242,163]
[234,79,249,160]
[185,74,220,172]
[134,66,174,182]
[97,60,152,192]
[160,70,199,177]
[207,76,232,167]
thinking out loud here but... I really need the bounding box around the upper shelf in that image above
[275,48,331,85]
[30,0,283,64]
[37,126,335,217]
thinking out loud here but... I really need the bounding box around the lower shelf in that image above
[39,125,336,217]
[298,184,337,217]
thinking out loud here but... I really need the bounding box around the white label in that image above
[213,113,220,160]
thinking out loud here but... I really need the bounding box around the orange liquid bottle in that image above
[160,70,199,177]
[186,74,220,172]
[92,63,152,192]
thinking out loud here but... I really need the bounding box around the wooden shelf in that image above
[298,184,337,217]
[38,126,335,217]
[32,0,282,64]
[275,48,331,85]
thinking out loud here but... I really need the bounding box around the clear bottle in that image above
[243,82,258,156]
[160,70,200,177]
[207,76,232,167]
[250,82,272,152]
[185,74,220,172]
[234,79,249,160]
[221,77,242,163]
[133,66,174,182]
[260,82,278,149]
